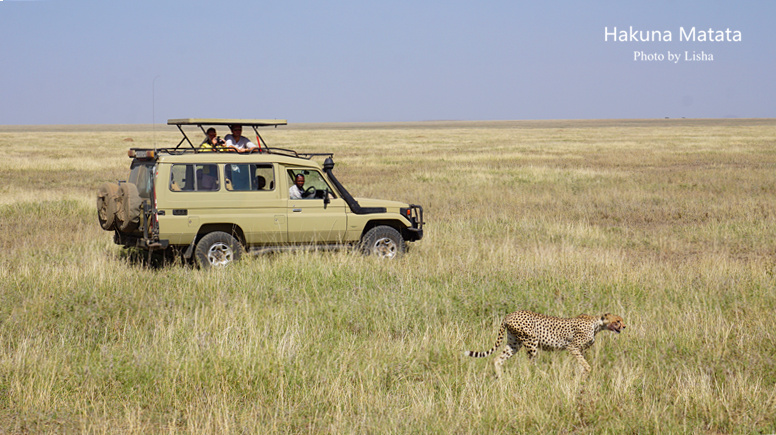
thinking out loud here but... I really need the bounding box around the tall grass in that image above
[1,119,775,433]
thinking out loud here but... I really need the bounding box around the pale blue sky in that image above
[0,0,773,124]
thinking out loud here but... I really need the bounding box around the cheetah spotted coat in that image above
[465,310,626,378]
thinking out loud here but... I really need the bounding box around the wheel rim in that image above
[207,242,234,266]
[372,237,397,259]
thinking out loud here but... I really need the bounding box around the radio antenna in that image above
[152,75,160,150]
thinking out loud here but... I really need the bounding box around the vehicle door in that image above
[223,163,287,245]
[162,162,223,245]
[285,167,348,244]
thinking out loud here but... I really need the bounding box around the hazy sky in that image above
[1,0,773,124]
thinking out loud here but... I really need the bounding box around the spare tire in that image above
[96,182,120,230]
[117,182,142,232]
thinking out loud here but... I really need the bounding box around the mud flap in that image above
[183,238,197,259]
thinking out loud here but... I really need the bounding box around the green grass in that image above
[1,119,776,433]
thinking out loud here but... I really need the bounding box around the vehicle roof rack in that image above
[133,117,330,160]
[166,118,289,152]
[130,146,333,160]
[167,118,288,127]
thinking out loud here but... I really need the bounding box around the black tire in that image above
[117,183,142,232]
[96,182,120,230]
[360,225,405,259]
[195,231,243,268]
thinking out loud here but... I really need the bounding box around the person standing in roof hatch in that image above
[224,124,257,152]
[200,127,225,149]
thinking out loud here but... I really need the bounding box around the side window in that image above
[170,164,193,191]
[225,164,274,191]
[196,164,219,191]
[255,165,275,191]
[170,164,219,192]
[287,169,335,197]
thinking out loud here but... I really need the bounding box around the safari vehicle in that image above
[96,118,424,266]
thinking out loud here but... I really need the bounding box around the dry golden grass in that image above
[1,119,775,433]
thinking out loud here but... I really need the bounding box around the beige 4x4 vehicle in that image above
[96,119,424,266]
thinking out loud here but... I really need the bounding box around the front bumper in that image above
[401,204,424,241]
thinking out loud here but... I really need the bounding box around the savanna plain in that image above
[1,119,775,433]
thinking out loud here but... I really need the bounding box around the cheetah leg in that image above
[568,346,591,374]
[493,332,521,379]
[524,338,539,363]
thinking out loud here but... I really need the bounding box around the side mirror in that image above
[323,189,331,209]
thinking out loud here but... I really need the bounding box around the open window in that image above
[287,168,337,199]
[225,163,275,191]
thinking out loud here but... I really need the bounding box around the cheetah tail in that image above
[464,322,506,358]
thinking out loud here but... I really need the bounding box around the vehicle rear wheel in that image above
[360,226,404,259]
[96,182,120,230]
[195,231,243,268]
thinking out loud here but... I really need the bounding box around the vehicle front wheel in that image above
[195,231,243,268]
[360,226,404,259]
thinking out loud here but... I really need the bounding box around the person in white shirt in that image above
[224,125,257,152]
[289,174,306,199]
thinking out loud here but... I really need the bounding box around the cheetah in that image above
[465,310,626,378]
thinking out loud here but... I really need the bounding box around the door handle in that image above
[293,208,302,212]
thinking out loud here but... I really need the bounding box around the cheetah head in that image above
[601,313,626,334]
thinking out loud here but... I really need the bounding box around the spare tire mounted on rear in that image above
[96,182,120,231]
[116,183,143,232]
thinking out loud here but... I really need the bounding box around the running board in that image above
[247,244,352,255]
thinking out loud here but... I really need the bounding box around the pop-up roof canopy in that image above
[167,118,288,150]
[167,118,288,127]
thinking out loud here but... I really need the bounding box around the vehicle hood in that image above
[353,198,408,211]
